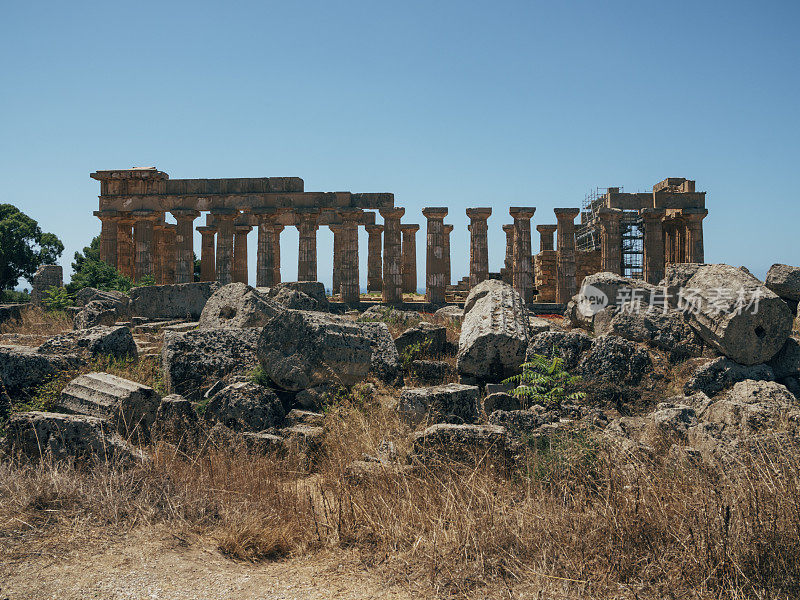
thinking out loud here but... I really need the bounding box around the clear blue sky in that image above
[2,0,798,290]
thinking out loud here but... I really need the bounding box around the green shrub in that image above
[503,349,585,409]
[43,286,72,312]
[400,339,432,370]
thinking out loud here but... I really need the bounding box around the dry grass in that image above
[3,391,800,598]
[0,306,73,345]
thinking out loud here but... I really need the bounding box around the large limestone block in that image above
[199,283,283,329]
[566,272,657,329]
[0,345,84,398]
[769,337,800,380]
[411,423,512,467]
[765,264,800,303]
[398,383,479,425]
[267,282,329,312]
[56,372,160,438]
[73,300,119,329]
[678,264,793,365]
[526,330,592,370]
[74,287,130,311]
[4,411,141,462]
[457,280,530,382]
[204,381,285,432]
[684,357,774,397]
[258,311,374,391]
[38,326,137,360]
[704,380,800,436]
[162,328,261,399]
[130,281,220,320]
[394,322,447,356]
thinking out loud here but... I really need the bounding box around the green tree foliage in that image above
[0,204,64,291]
[43,286,72,312]
[67,235,133,293]
[502,351,586,409]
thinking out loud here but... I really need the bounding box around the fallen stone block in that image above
[703,380,800,436]
[482,392,521,415]
[410,360,454,385]
[199,283,283,328]
[151,394,200,447]
[4,411,142,463]
[526,330,592,370]
[38,325,137,360]
[0,345,84,398]
[684,357,775,397]
[284,409,324,427]
[204,381,285,432]
[398,383,479,425]
[130,281,220,320]
[162,328,261,399]
[411,423,512,467]
[457,280,530,382]
[73,300,119,329]
[769,337,800,380]
[56,372,160,439]
[765,264,800,304]
[395,322,447,356]
[577,335,652,385]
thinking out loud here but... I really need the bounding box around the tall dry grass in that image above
[0,305,73,344]
[2,392,800,599]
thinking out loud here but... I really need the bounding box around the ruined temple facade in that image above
[92,169,706,305]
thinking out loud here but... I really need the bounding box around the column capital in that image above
[510,207,536,219]
[400,223,420,234]
[365,224,384,234]
[536,224,558,234]
[553,208,580,221]
[640,207,667,221]
[210,208,239,221]
[171,208,201,220]
[380,207,406,219]
[502,223,515,233]
[235,225,253,234]
[422,207,447,219]
[329,223,343,232]
[443,224,454,234]
[466,207,492,220]
[196,225,217,234]
[93,209,119,221]
[598,207,624,222]
[681,208,708,222]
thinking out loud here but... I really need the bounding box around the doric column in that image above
[197,226,216,282]
[163,224,177,284]
[640,208,666,284]
[466,208,492,288]
[153,220,169,284]
[212,209,238,285]
[683,208,708,263]
[132,210,159,282]
[273,224,284,285]
[365,224,383,292]
[233,225,252,284]
[422,207,448,304]
[503,224,515,273]
[252,208,280,288]
[172,209,200,284]
[401,224,420,294]
[598,208,623,275]
[510,207,536,303]
[380,208,405,304]
[443,224,453,286]
[94,210,118,268]
[537,224,557,252]
[554,208,579,303]
[663,222,674,265]
[116,213,135,279]
[339,209,362,303]
[296,209,320,282]
[330,224,343,295]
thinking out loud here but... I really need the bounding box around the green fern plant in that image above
[502,348,585,409]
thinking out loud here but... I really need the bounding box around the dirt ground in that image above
[0,528,418,600]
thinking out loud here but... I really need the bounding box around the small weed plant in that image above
[503,349,585,409]
[400,339,432,370]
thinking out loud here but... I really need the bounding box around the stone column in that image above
[212,209,238,285]
[233,225,252,284]
[598,208,623,275]
[365,224,383,292]
[401,224,419,294]
[537,224,557,252]
[640,208,666,284]
[443,224,453,286]
[663,222,674,265]
[94,210,118,268]
[116,214,135,279]
[339,209,362,303]
[172,209,200,284]
[197,226,216,282]
[252,208,281,288]
[503,224,515,273]
[296,209,320,282]
[510,207,536,304]
[132,210,159,282]
[154,219,170,284]
[273,224,284,285]
[422,207,448,304]
[683,208,708,263]
[554,208,580,304]
[466,208,491,288]
[380,208,405,304]
[163,224,177,284]
[329,224,343,295]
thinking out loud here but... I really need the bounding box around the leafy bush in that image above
[503,350,585,409]
[0,289,30,303]
[400,339,432,370]
[42,286,72,312]
[67,235,133,293]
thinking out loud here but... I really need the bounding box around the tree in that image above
[67,235,132,293]
[0,204,64,291]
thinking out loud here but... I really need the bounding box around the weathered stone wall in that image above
[31,265,63,306]
[576,249,602,290]
[534,251,557,303]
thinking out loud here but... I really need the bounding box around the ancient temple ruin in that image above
[92,169,707,306]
